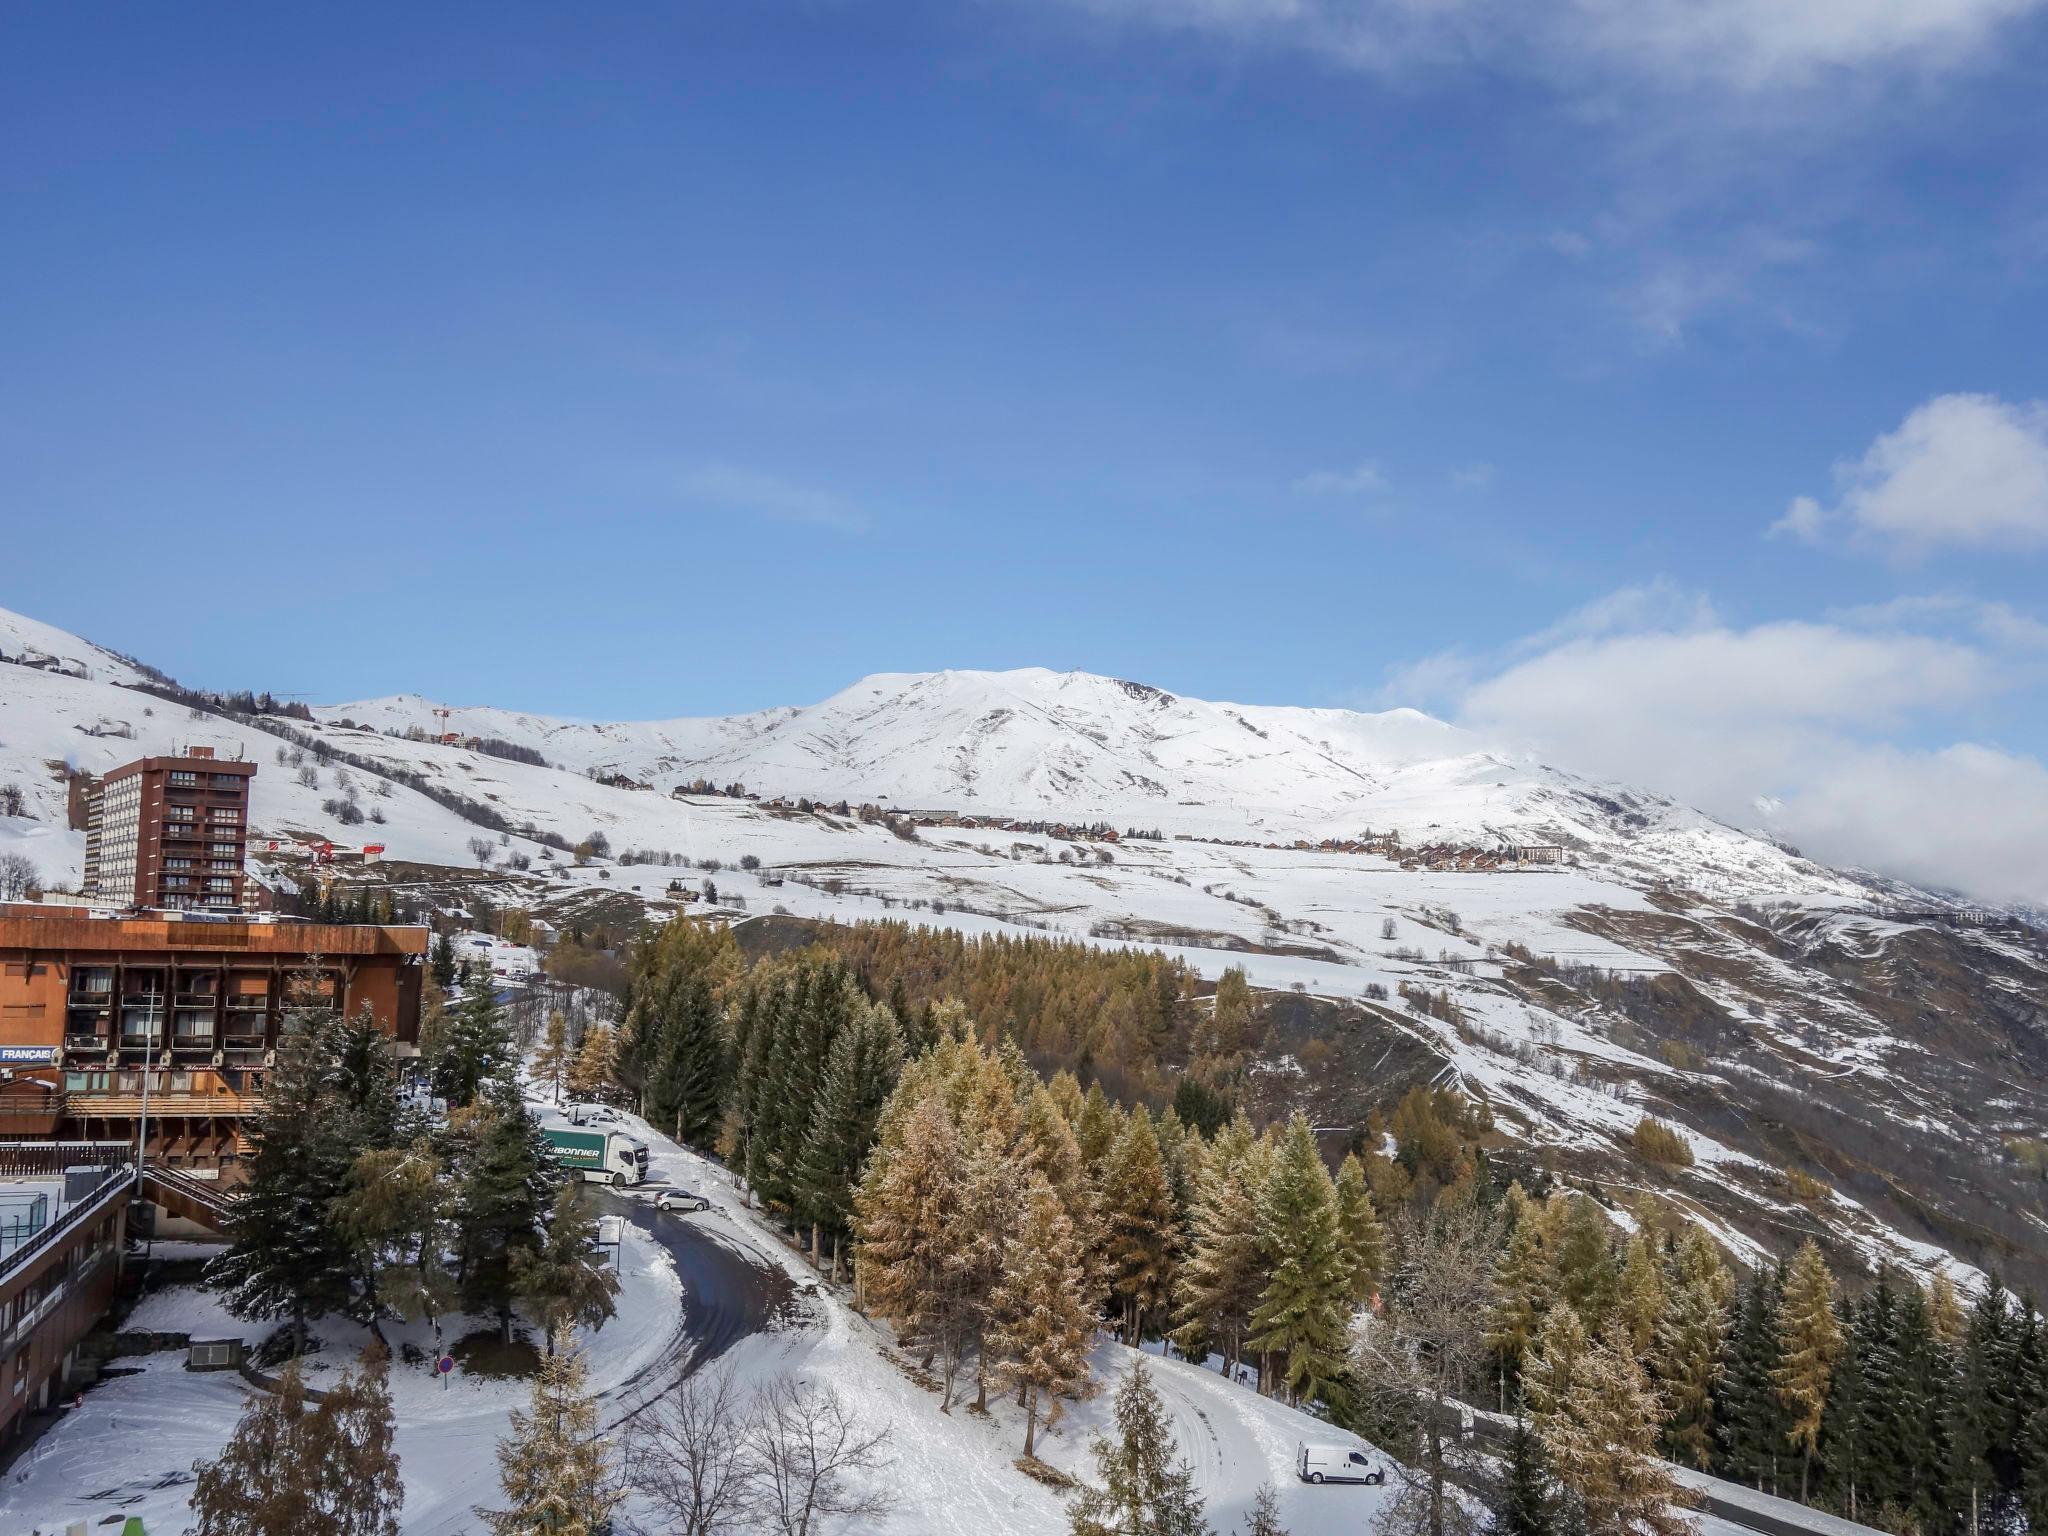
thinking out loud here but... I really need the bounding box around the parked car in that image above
[1296,1442,1384,1485]
[655,1188,711,1213]
[566,1103,621,1126]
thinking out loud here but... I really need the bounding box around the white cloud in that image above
[1293,461,1388,497]
[1052,0,2044,91]
[1780,393,2048,553]
[1386,586,2048,903]
[671,464,867,532]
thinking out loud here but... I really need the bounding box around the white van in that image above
[1297,1442,1385,1485]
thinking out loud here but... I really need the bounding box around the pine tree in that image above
[1104,1104,1179,1345]
[1545,1195,1619,1334]
[1717,1262,1790,1494]
[566,1020,620,1101]
[1175,1115,1267,1382]
[435,979,514,1108]
[1614,1234,1665,1357]
[431,930,457,991]
[856,1088,967,1373]
[1651,1228,1729,1471]
[990,1175,1095,1459]
[1074,1080,1121,1171]
[1334,1151,1386,1307]
[513,1183,622,1354]
[643,968,727,1148]
[477,1347,621,1536]
[334,1137,456,1334]
[1775,1239,1843,1503]
[945,1128,1024,1412]
[209,1008,358,1355]
[1491,1416,1556,1536]
[1538,1325,1691,1536]
[1070,1360,1200,1536]
[1243,1483,1290,1536]
[795,997,903,1277]
[532,1010,569,1104]
[1487,1191,1551,1411]
[190,1349,402,1536]
[1248,1113,1349,1406]
[458,1082,561,1342]
[1526,1303,1589,1429]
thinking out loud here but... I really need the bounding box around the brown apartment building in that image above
[82,747,256,913]
[0,907,426,1173]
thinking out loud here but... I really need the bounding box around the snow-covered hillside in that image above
[324,668,1858,901]
[3,604,2043,1296]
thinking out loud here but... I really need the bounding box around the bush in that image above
[1631,1116,1695,1167]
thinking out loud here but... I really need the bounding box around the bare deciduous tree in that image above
[1351,1200,1503,1536]
[626,1365,758,1536]
[745,1376,894,1536]
[0,852,38,901]
[0,783,25,817]
[468,837,497,867]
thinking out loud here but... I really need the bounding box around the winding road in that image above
[593,1187,797,1433]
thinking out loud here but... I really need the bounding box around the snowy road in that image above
[593,1187,796,1434]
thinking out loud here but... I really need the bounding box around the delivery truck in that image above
[543,1125,650,1186]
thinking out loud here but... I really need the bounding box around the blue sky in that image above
[4,1,2047,899]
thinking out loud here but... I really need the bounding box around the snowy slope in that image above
[2,603,2034,1293]
[325,667,1858,901]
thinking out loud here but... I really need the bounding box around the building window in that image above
[168,771,198,787]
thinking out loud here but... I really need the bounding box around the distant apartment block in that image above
[80,748,256,913]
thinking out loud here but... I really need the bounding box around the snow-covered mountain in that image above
[324,667,1855,901]
[5,603,2044,1297]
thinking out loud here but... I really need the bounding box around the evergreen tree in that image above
[1175,1114,1268,1382]
[334,1137,456,1335]
[189,1349,402,1536]
[513,1184,622,1355]
[1070,1360,1200,1536]
[990,1175,1095,1459]
[478,1347,621,1536]
[1492,1416,1556,1536]
[1774,1240,1844,1503]
[1950,1273,2013,1536]
[457,1083,561,1342]
[1717,1262,1790,1494]
[430,930,457,991]
[209,1009,358,1354]
[1651,1228,1730,1471]
[1334,1151,1386,1308]
[1243,1483,1290,1536]
[1487,1189,1551,1411]
[1104,1104,1179,1345]
[435,979,514,1109]
[643,969,728,1148]
[1248,1113,1349,1406]
[795,997,903,1277]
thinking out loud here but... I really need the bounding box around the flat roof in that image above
[100,755,257,782]
[0,911,426,957]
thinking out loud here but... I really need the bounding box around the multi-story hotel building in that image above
[81,748,255,913]
[0,908,427,1172]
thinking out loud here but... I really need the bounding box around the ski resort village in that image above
[0,604,2042,1536]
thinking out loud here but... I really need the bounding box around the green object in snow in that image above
[122,1520,149,1536]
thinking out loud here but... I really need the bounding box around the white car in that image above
[655,1188,711,1214]
[1297,1442,1384,1485]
